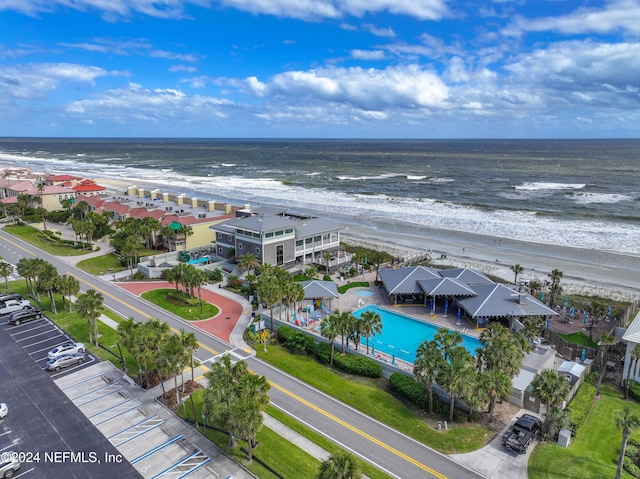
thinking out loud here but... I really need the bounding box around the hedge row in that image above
[277,326,316,355]
[389,372,429,409]
[314,342,382,378]
[567,381,597,432]
[276,327,381,378]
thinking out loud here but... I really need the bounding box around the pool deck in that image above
[303,269,481,371]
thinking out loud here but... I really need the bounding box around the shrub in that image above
[276,326,316,355]
[624,457,640,478]
[630,437,640,448]
[333,354,382,378]
[322,274,331,281]
[315,342,332,365]
[625,444,638,458]
[389,372,429,409]
[567,381,597,431]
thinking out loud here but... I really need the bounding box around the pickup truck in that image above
[502,414,542,454]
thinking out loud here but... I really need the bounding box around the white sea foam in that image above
[3,152,640,257]
[570,192,634,204]
[336,173,403,181]
[406,175,427,180]
[515,182,585,191]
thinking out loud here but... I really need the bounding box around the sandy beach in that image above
[9,169,640,302]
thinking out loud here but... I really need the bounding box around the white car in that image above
[0,403,7,419]
[0,299,31,316]
[48,342,85,360]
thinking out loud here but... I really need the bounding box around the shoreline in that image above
[8,169,640,302]
[96,175,640,301]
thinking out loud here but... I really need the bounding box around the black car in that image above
[6,307,44,325]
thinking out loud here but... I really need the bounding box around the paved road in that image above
[0,229,485,479]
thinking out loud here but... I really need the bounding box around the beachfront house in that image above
[210,211,343,268]
[0,180,76,211]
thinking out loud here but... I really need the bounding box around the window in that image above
[255,247,260,254]
[276,245,283,265]
[227,235,232,241]
[265,232,274,238]
[218,247,223,254]
[238,243,244,250]
[305,238,312,244]
[285,228,293,234]
[275,230,284,236]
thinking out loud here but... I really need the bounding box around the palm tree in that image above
[439,346,474,423]
[237,253,260,275]
[531,369,569,437]
[337,311,357,354]
[548,269,563,308]
[595,332,618,395]
[117,317,142,381]
[433,328,462,361]
[203,355,250,448]
[179,329,199,383]
[320,312,341,368]
[317,451,361,479]
[76,289,104,346]
[256,271,282,333]
[414,340,444,414]
[483,368,513,424]
[34,206,48,231]
[322,252,333,273]
[37,262,59,314]
[57,274,80,312]
[0,261,13,291]
[359,309,382,355]
[158,334,189,403]
[615,406,640,479]
[624,344,640,400]
[510,263,524,284]
[142,318,171,386]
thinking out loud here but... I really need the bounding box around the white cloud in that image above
[350,49,385,60]
[0,0,194,19]
[504,0,640,36]
[66,82,234,122]
[60,38,200,62]
[0,63,109,101]
[362,24,395,37]
[251,65,449,112]
[1,0,449,21]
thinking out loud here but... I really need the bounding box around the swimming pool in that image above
[353,305,482,364]
[354,290,374,297]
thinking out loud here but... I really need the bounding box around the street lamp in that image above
[109,343,126,372]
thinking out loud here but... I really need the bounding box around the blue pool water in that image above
[354,290,374,297]
[353,305,482,364]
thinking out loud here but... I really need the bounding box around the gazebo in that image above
[298,280,339,312]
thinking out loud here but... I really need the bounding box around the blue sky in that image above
[1,0,639,138]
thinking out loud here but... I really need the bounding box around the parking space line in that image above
[130,434,183,464]
[7,320,53,335]
[60,372,109,390]
[15,329,63,342]
[48,357,96,377]
[89,399,143,426]
[28,339,72,355]
[110,416,166,448]
[151,450,211,479]
[72,384,124,406]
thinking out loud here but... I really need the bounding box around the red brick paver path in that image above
[116,281,243,344]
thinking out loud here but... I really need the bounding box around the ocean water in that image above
[1,138,639,257]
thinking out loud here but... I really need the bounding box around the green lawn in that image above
[3,223,91,256]
[141,288,220,320]
[529,384,639,479]
[256,343,490,453]
[75,253,125,275]
[557,331,598,348]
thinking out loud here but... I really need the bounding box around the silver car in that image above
[0,453,20,478]
[48,342,85,360]
[45,353,85,371]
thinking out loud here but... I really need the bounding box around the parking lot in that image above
[0,305,254,479]
[0,311,141,478]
